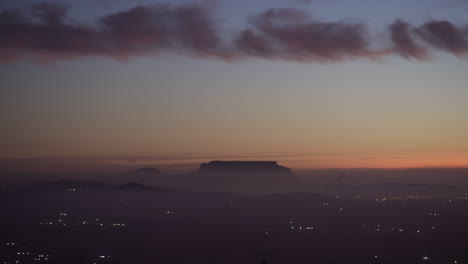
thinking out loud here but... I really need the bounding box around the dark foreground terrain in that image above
[1,182,468,264]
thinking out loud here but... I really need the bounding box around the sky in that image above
[0,0,468,173]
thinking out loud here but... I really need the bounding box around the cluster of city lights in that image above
[39,213,127,229]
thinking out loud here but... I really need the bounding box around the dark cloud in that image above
[415,20,468,56]
[236,29,274,57]
[0,2,222,61]
[0,3,468,63]
[99,4,220,57]
[31,2,69,24]
[236,8,371,62]
[0,3,106,61]
[390,20,428,60]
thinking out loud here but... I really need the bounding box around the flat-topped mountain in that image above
[191,161,300,192]
[198,161,292,174]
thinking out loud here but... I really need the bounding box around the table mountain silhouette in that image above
[192,161,300,188]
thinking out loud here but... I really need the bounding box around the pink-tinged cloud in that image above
[1,3,468,63]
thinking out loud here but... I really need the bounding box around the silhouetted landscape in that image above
[1,161,468,263]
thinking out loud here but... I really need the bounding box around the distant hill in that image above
[108,167,167,186]
[130,167,162,175]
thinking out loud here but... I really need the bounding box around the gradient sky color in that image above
[1,0,468,171]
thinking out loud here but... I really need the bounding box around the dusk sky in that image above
[1,0,468,172]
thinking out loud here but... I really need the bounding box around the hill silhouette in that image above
[130,167,162,175]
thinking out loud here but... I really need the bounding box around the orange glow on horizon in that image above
[101,151,468,171]
[283,156,468,170]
